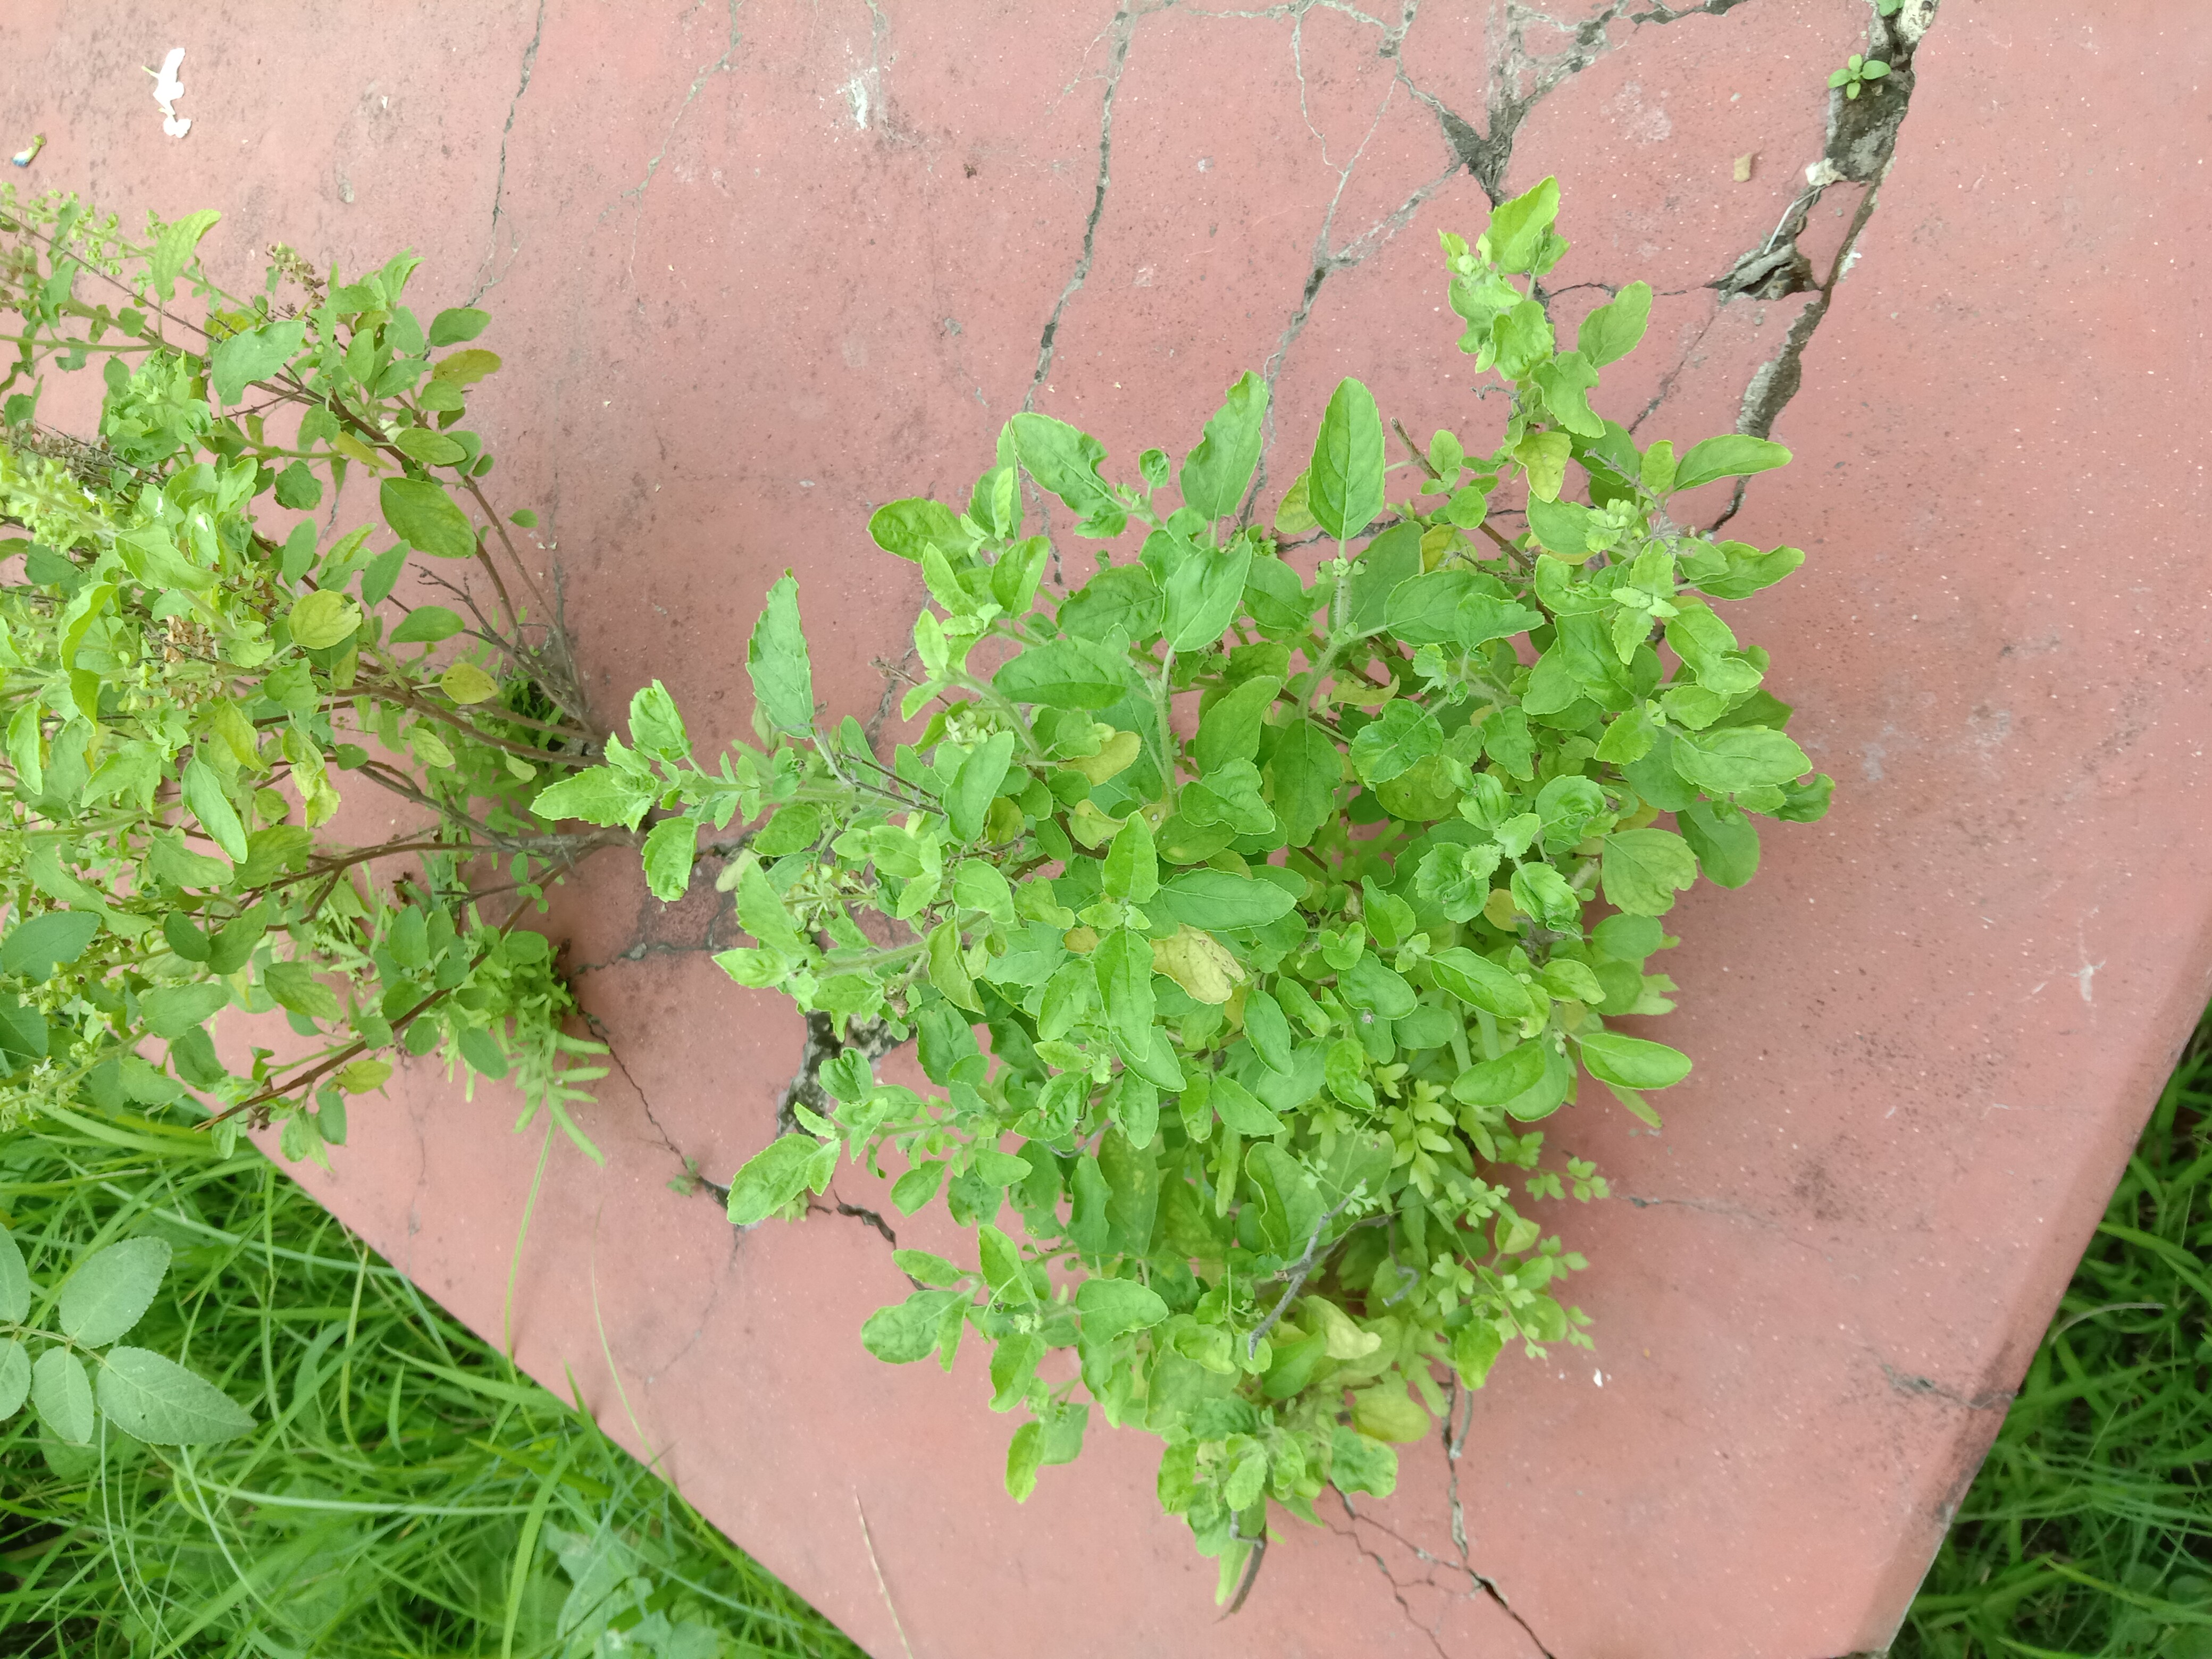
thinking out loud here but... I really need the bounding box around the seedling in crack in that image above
[1830,53,1892,99]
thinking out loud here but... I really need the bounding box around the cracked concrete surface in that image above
[13,1,2211,1654]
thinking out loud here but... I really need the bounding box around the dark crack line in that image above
[1626,303,1724,435]
[1025,6,1145,409]
[566,937,724,979]
[468,0,548,305]
[864,646,919,757]
[584,1012,691,1171]
[608,0,745,289]
[1705,1,1942,530]
[778,1009,907,1135]
[1335,1489,1560,1658]
[1878,1356,2013,1413]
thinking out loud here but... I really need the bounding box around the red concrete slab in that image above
[7,2,2210,1655]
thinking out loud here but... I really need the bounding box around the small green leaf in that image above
[95,1347,257,1443]
[1308,379,1386,542]
[747,573,816,734]
[1670,435,1792,493]
[427,306,491,347]
[1074,1277,1168,1339]
[58,1237,170,1347]
[1577,1029,1692,1090]
[1101,812,1160,904]
[1600,827,1699,916]
[1484,176,1561,274]
[181,759,248,863]
[208,318,305,404]
[1426,948,1534,1019]
[531,766,657,830]
[992,635,1136,710]
[892,1250,966,1288]
[140,983,229,1040]
[1179,371,1269,522]
[640,815,701,901]
[0,1230,28,1323]
[861,1289,966,1364]
[380,477,477,559]
[1094,927,1156,1057]
[288,589,362,650]
[1670,726,1811,794]
[0,1339,27,1421]
[30,1348,94,1444]
[1151,869,1298,932]
[0,911,100,979]
[1006,1419,1044,1501]
[1328,1425,1397,1497]
[1576,280,1652,367]
[389,605,464,646]
[725,1135,833,1226]
[149,208,221,303]
[947,731,1017,844]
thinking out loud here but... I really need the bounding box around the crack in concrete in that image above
[1025,5,1149,409]
[1878,1356,2013,1414]
[609,0,745,290]
[566,937,724,978]
[469,0,548,305]
[1333,1487,1559,1658]
[1706,0,1943,529]
[778,1009,906,1135]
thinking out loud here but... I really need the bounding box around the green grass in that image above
[1897,1010,2212,1657]
[0,1115,865,1658]
[7,1012,2207,1657]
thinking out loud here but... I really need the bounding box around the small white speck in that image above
[1593,1369,1604,1387]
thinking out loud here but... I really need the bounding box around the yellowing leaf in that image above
[1303,1296,1383,1361]
[431,348,501,386]
[331,432,386,470]
[287,590,362,650]
[1150,924,1244,1005]
[1061,728,1140,786]
[1350,1383,1430,1444]
[334,1058,392,1094]
[438,661,499,705]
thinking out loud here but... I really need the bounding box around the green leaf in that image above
[1576,281,1652,367]
[1195,676,1281,773]
[1600,828,1698,916]
[141,983,229,1040]
[1162,538,1254,654]
[1426,948,1534,1019]
[868,498,965,563]
[1509,862,1581,932]
[1178,371,1269,521]
[531,766,656,830]
[208,318,305,404]
[1101,811,1159,904]
[1006,1419,1044,1501]
[861,1289,966,1364]
[726,1135,833,1226]
[1577,1030,1692,1090]
[181,759,248,863]
[640,815,701,902]
[1348,701,1442,787]
[58,1237,170,1347]
[1329,1425,1397,1497]
[927,920,981,1011]
[0,1340,27,1421]
[427,306,490,347]
[94,1347,256,1443]
[1074,1277,1169,1339]
[1678,800,1760,888]
[1484,176,1561,273]
[0,911,100,979]
[1242,988,1293,1073]
[1670,726,1811,794]
[0,996,47,1060]
[1058,564,1161,643]
[992,635,1136,710]
[747,573,816,734]
[0,1230,27,1323]
[1449,1041,1548,1107]
[1532,350,1602,437]
[430,348,500,385]
[389,605,463,646]
[1150,869,1298,932]
[1267,719,1346,849]
[380,477,477,559]
[287,589,363,650]
[30,1348,93,1444]
[1308,379,1386,542]
[1671,436,1791,493]
[1344,520,1424,638]
[1272,468,1317,535]
[1094,927,1155,1057]
[893,1249,966,1288]
[263,961,340,1024]
[1009,413,1121,531]
[947,731,1017,844]
[149,209,221,303]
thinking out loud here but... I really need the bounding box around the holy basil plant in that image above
[535,178,1832,1598]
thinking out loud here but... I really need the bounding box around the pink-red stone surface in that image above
[6,3,2209,1654]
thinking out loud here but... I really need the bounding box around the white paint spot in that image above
[1593,1369,1604,1388]
[2076,960,2100,1004]
[843,74,869,130]
[148,46,191,139]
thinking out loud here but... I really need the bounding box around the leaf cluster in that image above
[547,179,1834,1594]
[0,187,611,1163]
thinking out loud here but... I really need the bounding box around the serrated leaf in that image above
[1600,827,1698,916]
[94,1347,256,1443]
[531,766,657,830]
[149,208,221,303]
[208,318,305,405]
[58,1237,170,1347]
[640,815,701,901]
[1179,371,1269,521]
[726,1135,832,1226]
[747,572,816,734]
[1074,1277,1168,1339]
